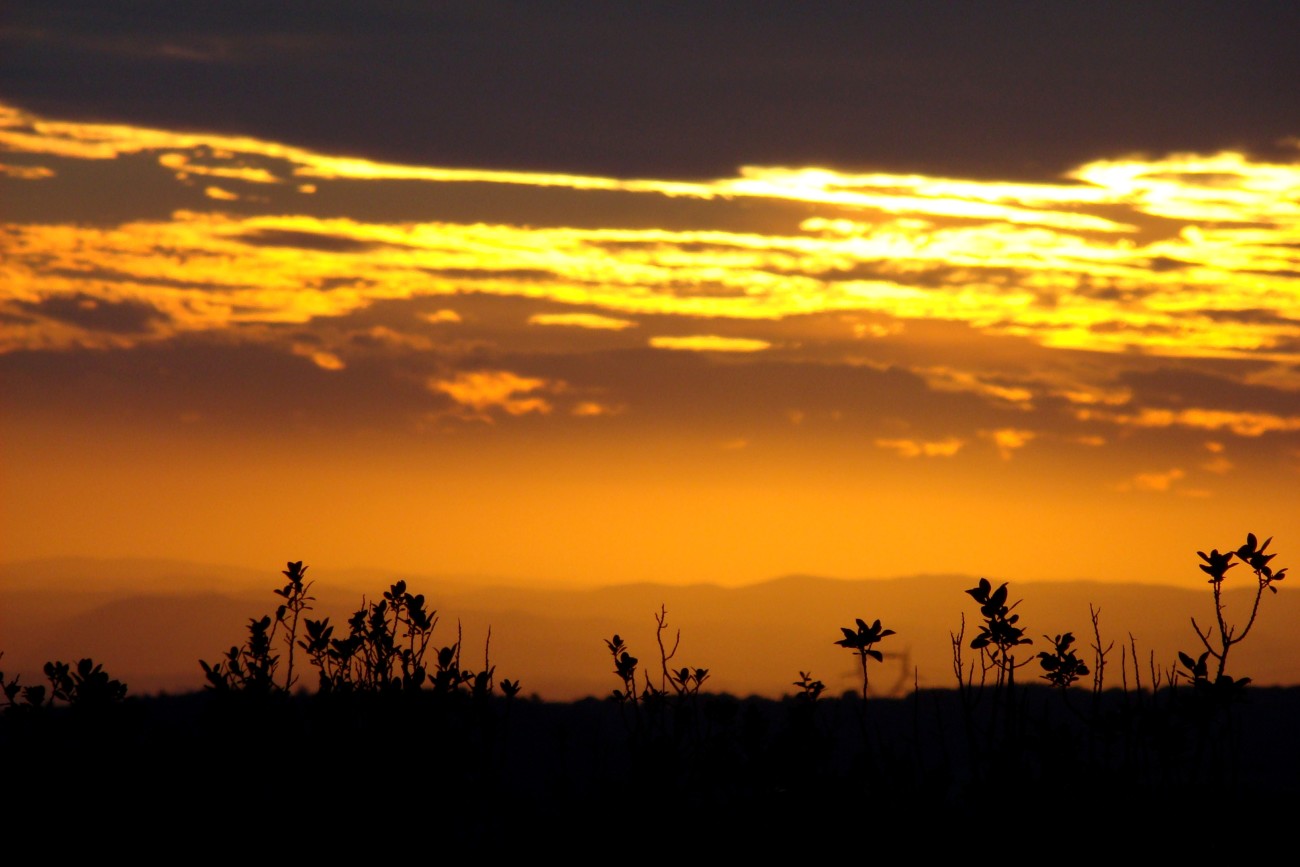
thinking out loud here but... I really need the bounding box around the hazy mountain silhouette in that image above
[3,558,1296,699]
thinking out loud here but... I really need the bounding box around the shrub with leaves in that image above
[1038,632,1089,690]
[2,654,127,711]
[45,659,128,708]
[966,578,1033,689]
[273,560,314,690]
[605,633,639,705]
[200,614,279,695]
[1183,532,1287,689]
[792,671,825,703]
[602,606,716,766]
[203,562,516,699]
[835,618,895,702]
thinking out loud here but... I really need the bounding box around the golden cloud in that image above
[985,428,1037,460]
[0,163,54,179]
[2,100,1297,383]
[528,312,636,330]
[1076,407,1300,437]
[430,370,555,418]
[159,152,281,185]
[649,335,771,352]
[919,368,1036,406]
[359,326,435,351]
[204,186,240,201]
[571,401,623,417]
[419,309,462,324]
[1200,456,1234,475]
[1122,468,1186,493]
[291,344,345,371]
[874,437,965,458]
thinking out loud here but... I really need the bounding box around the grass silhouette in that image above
[2,532,1294,836]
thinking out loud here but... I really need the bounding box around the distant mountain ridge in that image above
[3,558,1296,699]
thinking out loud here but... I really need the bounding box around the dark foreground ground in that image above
[6,685,1298,852]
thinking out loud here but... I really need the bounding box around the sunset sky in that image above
[3,3,1298,593]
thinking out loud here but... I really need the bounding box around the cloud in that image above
[3,4,1297,188]
[0,163,54,179]
[419,309,462,324]
[1198,308,1299,327]
[1076,407,1300,437]
[1201,456,1234,475]
[16,293,165,335]
[1121,468,1186,493]
[158,152,283,185]
[1058,386,1133,407]
[204,186,239,201]
[430,268,557,283]
[1119,369,1300,416]
[2,101,1298,472]
[985,428,1036,460]
[3,100,1297,373]
[238,228,385,254]
[649,335,771,352]
[918,367,1036,406]
[874,437,965,458]
[430,370,555,418]
[291,344,345,371]
[529,313,636,330]
[571,401,622,417]
[852,321,904,339]
[349,326,434,352]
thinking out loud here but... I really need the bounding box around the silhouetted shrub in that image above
[2,533,1292,826]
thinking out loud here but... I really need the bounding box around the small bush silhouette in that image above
[202,561,516,699]
[2,653,127,711]
[1183,532,1286,690]
[2,533,1292,824]
[834,618,895,702]
[966,577,1033,689]
[1038,632,1089,690]
[792,670,825,703]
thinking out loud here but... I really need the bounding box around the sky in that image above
[2,2,1299,592]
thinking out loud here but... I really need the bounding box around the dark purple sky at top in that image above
[3,0,1297,180]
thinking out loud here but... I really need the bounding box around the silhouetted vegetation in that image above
[3,533,1295,836]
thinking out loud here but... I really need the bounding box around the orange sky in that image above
[2,99,1297,590]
